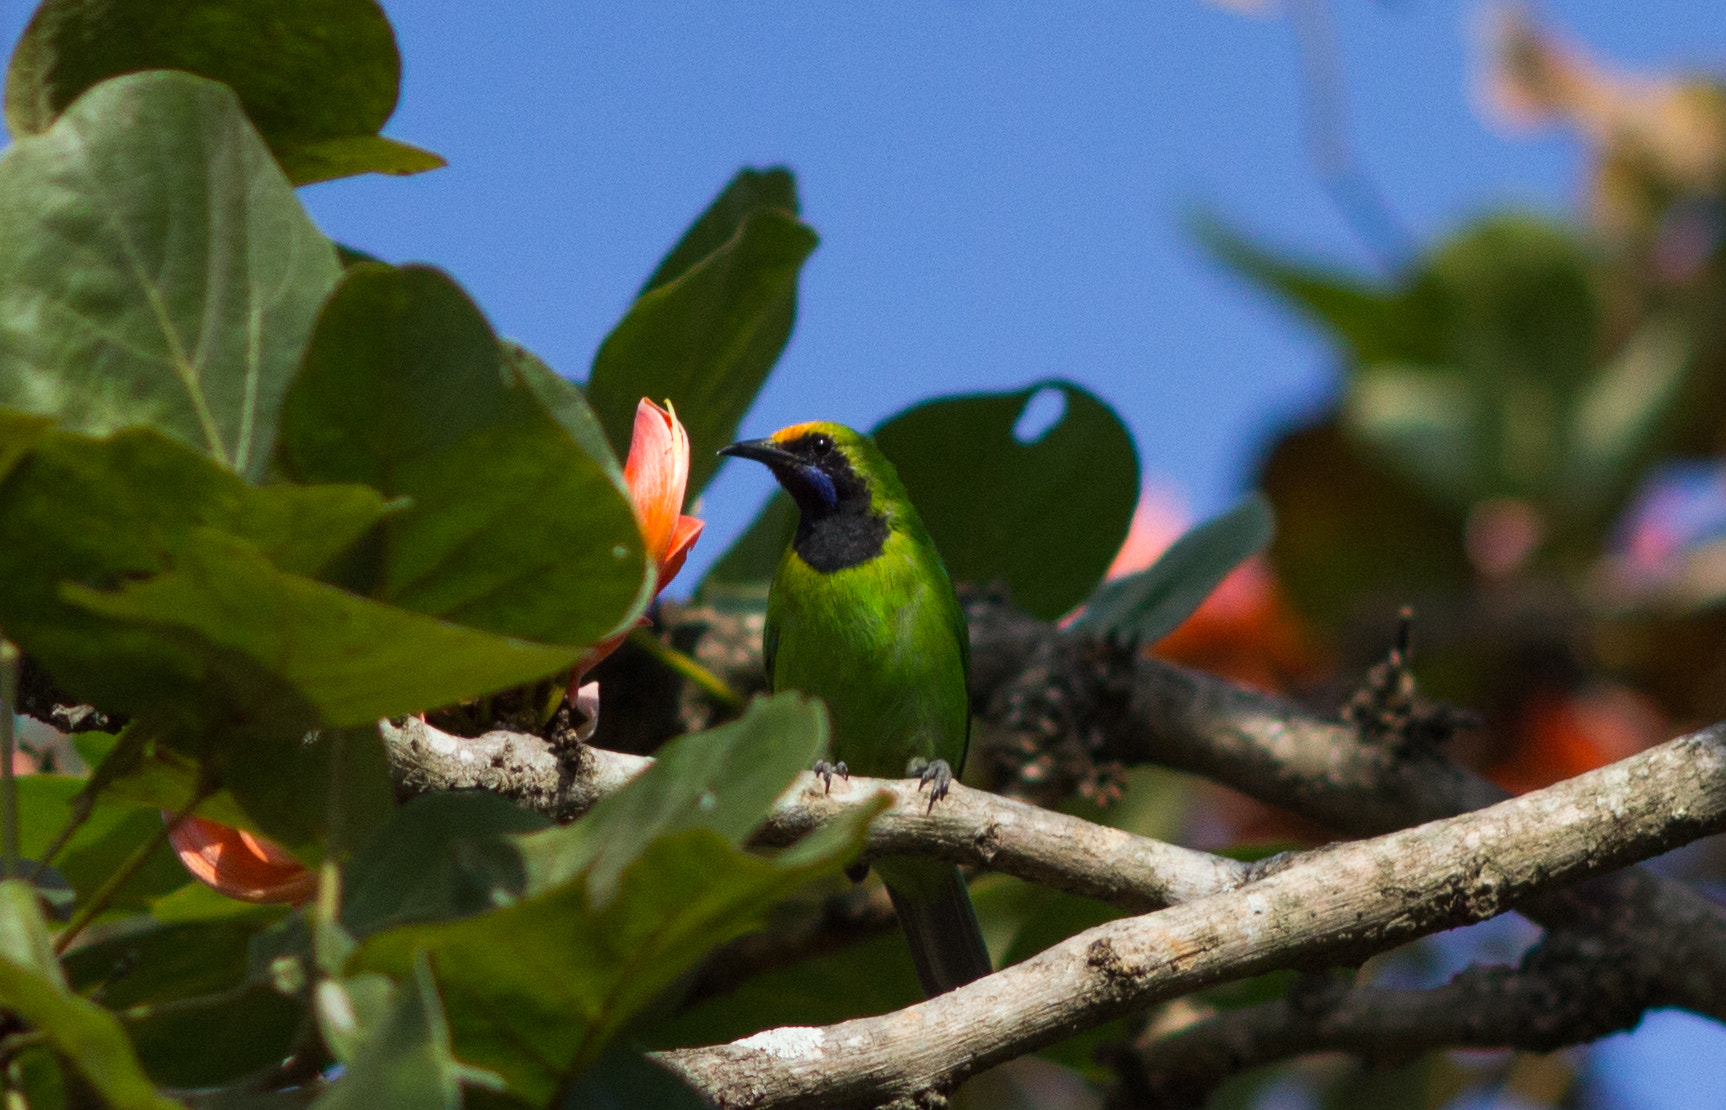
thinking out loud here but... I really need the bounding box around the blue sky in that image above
[5,1,1717,567]
[286,0,1719,579]
[3,2,1725,1104]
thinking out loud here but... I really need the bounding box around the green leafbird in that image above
[719,422,992,997]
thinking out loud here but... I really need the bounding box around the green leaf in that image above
[351,812,879,1106]
[0,880,182,1110]
[341,792,550,937]
[125,984,303,1089]
[4,0,442,185]
[277,264,650,647]
[505,342,628,492]
[64,528,582,732]
[513,692,829,901]
[276,135,446,187]
[1209,212,1633,522]
[16,776,190,915]
[63,918,301,1088]
[587,172,818,496]
[0,881,63,984]
[0,72,342,479]
[1193,214,1442,366]
[872,382,1140,620]
[640,167,800,296]
[220,724,396,863]
[694,490,795,610]
[1071,494,1274,644]
[65,919,262,1006]
[311,954,466,1110]
[350,693,867,1103]
[0,426,389,719]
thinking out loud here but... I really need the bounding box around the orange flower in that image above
[167,814,317,905]
[624,398,705,591]
[572,399,705,684]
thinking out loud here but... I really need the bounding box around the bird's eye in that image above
[808,433,834,456]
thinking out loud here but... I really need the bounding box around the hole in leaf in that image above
[1013,387,1067,445]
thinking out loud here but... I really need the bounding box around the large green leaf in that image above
[1071,494,1274,644]
[4,0,443,185]
[64,918,301,1088]
[514,692,830,901]
[350,693,870,1103]
[872,382,1140,620]
[587,170,818,496]
[0,881,182,1110]
[352,815,878,1106]
[312,955,465,1110]
[0,72,341,479]
[341,792,550,938]
[277,264,650,647]
[64,528,582,732]
[639,167,799,296]
[0,426,414,723]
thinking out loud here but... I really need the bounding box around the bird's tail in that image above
[882,859,992,997]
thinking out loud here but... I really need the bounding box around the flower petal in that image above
[168,815,316,905]
[658,514,705,591]
[623,399,691,566]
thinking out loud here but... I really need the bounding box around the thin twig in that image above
[1286,0,1413,271]
[628,627,745,709]
[54,782,213,955]
[25,717,161,885]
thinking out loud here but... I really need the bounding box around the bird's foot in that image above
[910,758,954,813]
[814,760,849,794]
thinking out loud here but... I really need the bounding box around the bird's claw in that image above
[814,760,849,794]
[911,758,954,813]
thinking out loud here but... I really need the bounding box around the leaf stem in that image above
[27,717,160,885]
[626,628,744,709]
[0,642,19,881]
[53,782,213,955]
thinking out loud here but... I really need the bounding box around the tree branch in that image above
[962,596,1726,1021]
[379,717,1248,914]
[656,724,1726,1109]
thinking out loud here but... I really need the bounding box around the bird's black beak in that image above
[718,438,799,467]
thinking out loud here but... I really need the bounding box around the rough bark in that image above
[656,725,1726,1109]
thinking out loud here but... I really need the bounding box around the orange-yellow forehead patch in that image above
[770,421,824,444]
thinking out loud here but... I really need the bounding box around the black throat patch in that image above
[776,434,890,573]
[794,509,889,573]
